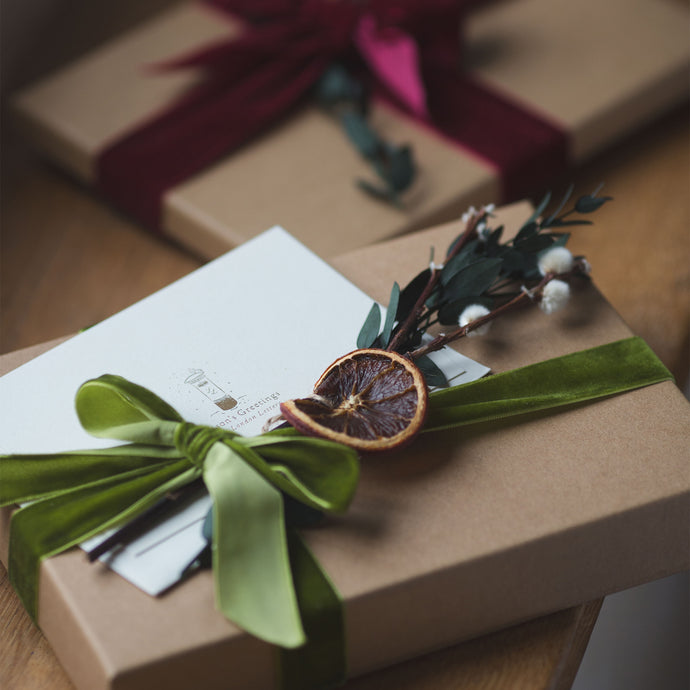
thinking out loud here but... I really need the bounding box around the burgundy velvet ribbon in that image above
[96,0,569,232]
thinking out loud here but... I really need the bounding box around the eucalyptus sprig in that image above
[315,64,416,206]
[357,185,612,386]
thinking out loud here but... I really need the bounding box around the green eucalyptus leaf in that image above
[447,231,482,258]
[397,268,432,321]
[574,194,613,214]
[522,190,552,228]
[547,232,571,248]
[444,257,503,302]
[341,111,379,158]
[416,356,449,388]
[514,233,553,253]
[486,225,504,249]
[499,248,530,275]
[543,183,574,226]
[425,289,442,311]
[382,144,416,193]
[314,64,364,107]
[547,219,593,228]
[356,179,400,206]
[514,220,539,244]
[440,244,482,286]
[522,263,542,282]
[357,303,381,348]
[381,282,400,347]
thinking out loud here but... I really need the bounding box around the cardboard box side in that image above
[21,542,276,690]
[112,634,275,690]
[345,486,689,677]
[38,556,117,690]
[467,0,690,161]
[4,476,687,690]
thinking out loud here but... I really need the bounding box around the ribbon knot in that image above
[173,422,231,469]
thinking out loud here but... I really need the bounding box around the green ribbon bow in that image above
[1,374,359,687]
[0,336,673,690]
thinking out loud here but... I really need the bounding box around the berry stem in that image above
[409,263,585,361]
[409,283,540,359]
[386,264,439,353]
[386,210,487,354]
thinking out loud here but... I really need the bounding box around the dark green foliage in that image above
[415,356,449,388]
[356,303,381,349]
[396,268,432,320]
[380,283,400,348]
[356,186,611,386]
[443,258,503,302]
[316,64,416,206]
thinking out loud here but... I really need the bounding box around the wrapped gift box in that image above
[1,203,689,690]
[12,0,690,259]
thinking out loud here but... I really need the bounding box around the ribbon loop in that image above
[76,374,182,444]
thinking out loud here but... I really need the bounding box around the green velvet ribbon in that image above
[425,337,672,431]
[1,374,359,689]
[0,336,672,689]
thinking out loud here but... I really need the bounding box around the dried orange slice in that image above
[280,349,428,452]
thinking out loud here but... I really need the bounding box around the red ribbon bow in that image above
[97,0,568,232]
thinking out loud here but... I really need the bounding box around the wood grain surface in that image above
[1,2,688,689]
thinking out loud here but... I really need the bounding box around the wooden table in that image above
[1,2,688,688]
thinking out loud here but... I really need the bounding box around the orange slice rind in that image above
[280,349,428,452]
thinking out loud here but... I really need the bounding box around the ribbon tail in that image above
[355,13,428,119]
[203,442,305,648]
[9,459,193,620]
[278,530,346,690]
[0,445,182,506]
[425,337,673,431]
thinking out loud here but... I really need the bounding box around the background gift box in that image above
[8,0,690,259]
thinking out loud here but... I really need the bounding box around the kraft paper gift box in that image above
[12,0,690,260]
[1,202,689,690]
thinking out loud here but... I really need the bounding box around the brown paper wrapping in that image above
[12,0,690,259]
[1,203,689,690]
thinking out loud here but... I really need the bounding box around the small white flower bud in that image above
[538,246,574,276]
[459,304,491,336]
[483,203,496,215]
[476,221,490,242]
[539,279,570,314]
[461,205,477,224]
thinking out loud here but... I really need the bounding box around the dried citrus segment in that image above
[280,349,428,452]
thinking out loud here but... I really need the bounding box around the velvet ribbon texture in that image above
[97,0,568,230]
[0,336,671,690]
